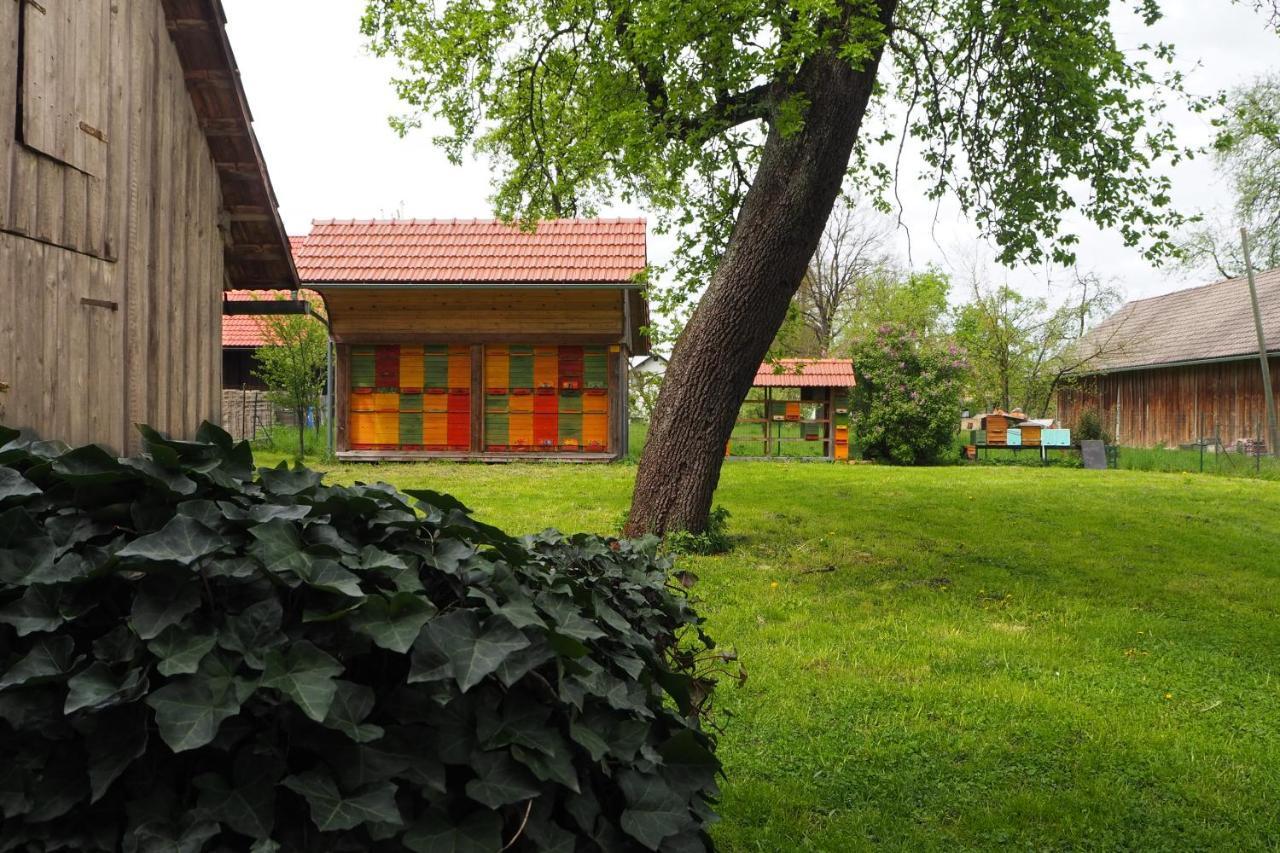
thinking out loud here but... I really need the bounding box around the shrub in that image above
[0,423,727,852]
[1075,409,1112,444]
[850,325,967,465]
[663,507,733,556]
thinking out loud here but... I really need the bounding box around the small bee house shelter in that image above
[296,219,649,461]
[728,359,857,460]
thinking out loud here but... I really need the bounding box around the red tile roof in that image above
[294,218,647,284]
[753,358,857,388]
[221,288,324,348]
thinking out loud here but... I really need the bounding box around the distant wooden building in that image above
[221,284,325,389]
[0,0,297,453]
[295,219,648,461]
[1057,268,1280,447]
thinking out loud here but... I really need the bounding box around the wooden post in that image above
[1241,228,1279,457]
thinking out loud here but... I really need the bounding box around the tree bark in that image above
[626,4,897,536]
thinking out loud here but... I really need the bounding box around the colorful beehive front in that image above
[348,344,471,451]
[482,344,610,453]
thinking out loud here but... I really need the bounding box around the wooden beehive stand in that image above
[728,386,852,461]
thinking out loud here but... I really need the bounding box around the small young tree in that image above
[253,300,329,459]
[850,325,966,465]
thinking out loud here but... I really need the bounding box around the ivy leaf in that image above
[85,704,149,802]
[321,681,384,743]
[116,515,225,566]
[129,575,202,640]
[64,662,148,714]
[304,558,365,598]
[145,676,243,753]
[261,641,343,722]
[464,750,541,809]
[422,611,531,693]
[194,750,282,840]
[0,468,41,504]
[281,770,402,832]
[403,809,502,853]
[0,635,78,689]
[148,627,217,677]
[0,507,57,586]
[258,463,323,496]
[218,599,285,669]
[537,594,607,642]
[618,770,694,851]
[0,585,66,635]
[351,593,435,654]
[248,519,312,577]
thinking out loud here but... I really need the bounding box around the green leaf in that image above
[619,770,694,851]
[321,681,384,743]
[129,574,202,640]
[421,611,531,693]
[0,468,41,504]
[568,717,611,762]
[248,519,311,576]
[148,627,217,677]
[464,750,541,809]
[0,635,78,689]
[281,770,401,832]
[218,598,285,669]
[85,704,149,802]
[64,662,148,714]
[261,641,343,722]
[0,585,66,635]
[50,444,132,485]
[258,464,323,497]
[116,515,225,566]
[0,507,56,585]
[351,592,435,654]
[403,809,502,853]
[193,750,282,840]
[537,594,607,642]
[304,558,365,597]
[146,675,243,752]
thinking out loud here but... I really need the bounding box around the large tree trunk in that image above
[626,6,896,536]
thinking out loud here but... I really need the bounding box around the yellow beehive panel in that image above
[373,412,399,444]
[509,394,535,414]
[350,412,376,445]
[584,414,609,450]
[373,391,399,412]
[508,413,533,448]
[583,394,609,415]
[533,346,558,390]
[399,345,425,389]
[423,411,449,446]
[350,392,377,413]
[485,345,509,389]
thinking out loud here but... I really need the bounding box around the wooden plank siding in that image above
[1057,357,1280,447]
[323,288,627,342]
[0,0,225,453]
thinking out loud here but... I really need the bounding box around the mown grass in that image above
[249,443,1280,851]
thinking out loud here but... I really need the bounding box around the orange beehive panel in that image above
[422,412,448,446]
[533,346,558,390]
[349,412,376,445]
[399,345,425,389]
[583,393,609,415]
[584,413,609,450]
[350,392,377,413]
[835,443,849,460]
[424,392,449,413]
[373,412,399,444]
[447,346,470,389]
[373,391,399,412]
[508,413,533,448]
[509,394,534,414]
[785,401,801,421]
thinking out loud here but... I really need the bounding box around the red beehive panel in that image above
[447,411,470,448]
[533,393,558,415]
[533,413,558,449]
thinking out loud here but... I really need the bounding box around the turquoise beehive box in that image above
[1041,428,1071,446]
[1006,428,1022,446]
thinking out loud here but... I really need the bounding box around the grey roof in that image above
[1076,266,1280,374]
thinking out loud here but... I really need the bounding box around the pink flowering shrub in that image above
[850,325,968,464]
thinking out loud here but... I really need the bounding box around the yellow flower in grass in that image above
[770,581,779,589]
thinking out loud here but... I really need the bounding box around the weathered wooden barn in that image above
[295,219,648,461]
[1057,268,1280,447]
[0,0,297,453]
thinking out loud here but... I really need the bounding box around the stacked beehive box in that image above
[349,344,471,451]
[482,344,609,453]
[833,392,850,460]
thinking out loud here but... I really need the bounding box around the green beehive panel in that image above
[423,348,449,389]
[351,348,376,388]
[558,412,583,441]
[485,412,509,444]
[398,413,423,445]
[558,391,583,414]
[583,348,609,388]
[400,393,423,413]
[485,394,509,413]
[508,351,535,388]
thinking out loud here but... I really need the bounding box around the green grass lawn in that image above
[251,448,1280,850]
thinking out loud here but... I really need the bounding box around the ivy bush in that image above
[850,325,967,465]
[0,423,728,852]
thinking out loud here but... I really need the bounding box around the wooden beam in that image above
[222,300,311,316]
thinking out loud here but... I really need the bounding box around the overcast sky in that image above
[223,1,1280,308]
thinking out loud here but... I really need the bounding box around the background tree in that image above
[954,270,1122,416]
[364,0,1244,534]
[1181,74,1280,277]
[253,300,329,460]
